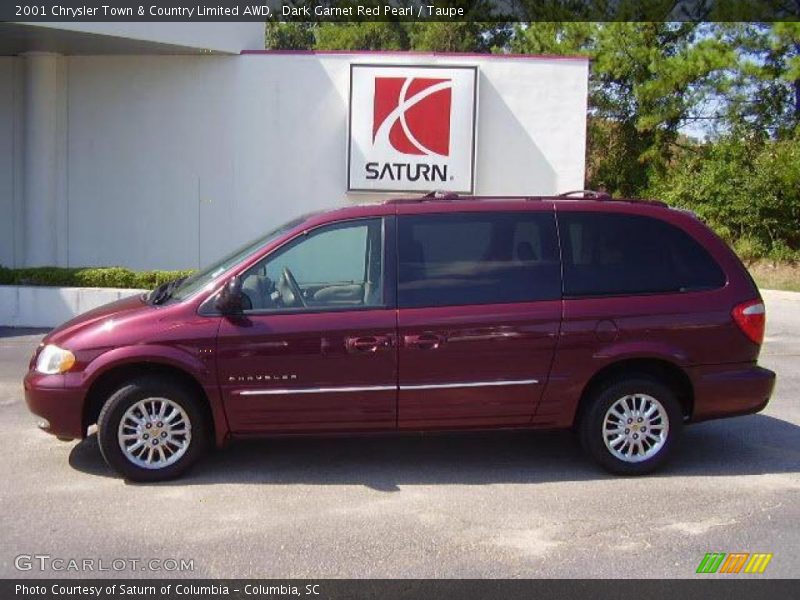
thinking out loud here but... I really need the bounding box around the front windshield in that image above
[167,214,313,303]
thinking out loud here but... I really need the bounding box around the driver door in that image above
[217,216,399,433]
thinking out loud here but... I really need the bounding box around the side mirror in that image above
[215,276,244,315]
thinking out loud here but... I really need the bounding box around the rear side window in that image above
[398,212,560,308]
[558,212,726,297]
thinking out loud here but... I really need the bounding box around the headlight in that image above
[35,344,76,375]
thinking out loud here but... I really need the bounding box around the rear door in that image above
[536,207,731,427]
[396,205,562,428]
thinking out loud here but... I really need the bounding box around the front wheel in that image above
[579,377,683,475]
[97,376,208,482]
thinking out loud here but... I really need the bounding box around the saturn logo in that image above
[372,77,453,156]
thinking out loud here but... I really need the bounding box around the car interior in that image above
[240,219,385,311]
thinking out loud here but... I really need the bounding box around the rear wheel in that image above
[579,376,683,475]
[97,376,208,482]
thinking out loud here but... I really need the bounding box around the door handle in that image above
[404,333,444,350]
[346,335,392,353]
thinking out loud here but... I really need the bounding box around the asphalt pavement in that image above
[0,290,798,578]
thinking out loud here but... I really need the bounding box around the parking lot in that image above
[1,290,798,579]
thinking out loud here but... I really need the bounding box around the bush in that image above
[732,237,769,264]
[649,132,800,260]
[0,266,195,289]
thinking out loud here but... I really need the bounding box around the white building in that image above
[0,23,588,271]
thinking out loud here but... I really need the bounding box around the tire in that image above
[97,376,208,482]
[579,376,683,475]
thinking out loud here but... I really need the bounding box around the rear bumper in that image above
[688,363,776,422]
[23,371,86,440]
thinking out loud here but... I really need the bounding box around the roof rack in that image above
[385,191,460,204]
[422,190,459,199]
[556,189,668,208]
[557,189,612,200]
[383,190,669,208]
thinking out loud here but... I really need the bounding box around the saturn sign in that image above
[348,64,478,193]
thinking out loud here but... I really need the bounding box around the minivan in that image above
[25,193,776,481]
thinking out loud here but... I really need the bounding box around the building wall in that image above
[0,52,588,271]
[66,55,241,270]
[0,57,21,268]
[21,23,265,54]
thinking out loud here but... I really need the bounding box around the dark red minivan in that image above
[24,194,776,481]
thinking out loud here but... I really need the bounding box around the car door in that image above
[217,216,398,433]
[396,205,562,428]
[538,207,732,427]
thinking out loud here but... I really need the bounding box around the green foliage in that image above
[315,21,409,50]
[407,21,509,53]
[0,266,195,289]
[265,22,316,50]
[717,23,800,137]
[512,23,735,195]
[649,132,800,260]
[585,118,650,197]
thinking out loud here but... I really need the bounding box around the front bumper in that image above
[688,363,776,422]
[24,371,86,440]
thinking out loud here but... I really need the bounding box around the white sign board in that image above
[348,64,478,194]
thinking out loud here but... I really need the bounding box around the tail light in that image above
[732,299,766,345]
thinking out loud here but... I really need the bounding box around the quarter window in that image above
[398,212,561,308]
[558,212,726,297]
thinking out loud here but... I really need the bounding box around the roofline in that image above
[240,49,589,62]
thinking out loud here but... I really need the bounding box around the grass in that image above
[747,260,800,292]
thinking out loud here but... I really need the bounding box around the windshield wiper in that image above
[148,276,187,305]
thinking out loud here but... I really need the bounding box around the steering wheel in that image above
[281,266,307,307]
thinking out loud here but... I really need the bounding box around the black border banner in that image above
[3,0,800,22]
[5,579,800,599]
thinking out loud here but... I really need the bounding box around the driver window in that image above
[240,218,384,312]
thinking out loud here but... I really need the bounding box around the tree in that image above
[511,22,734,195]
[650,130,800,259]
[717,23,800,137]
[407,21,510,53]
[265,22,316,50]
[315,21,410,50]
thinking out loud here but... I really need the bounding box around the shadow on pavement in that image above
[68,413,800,490]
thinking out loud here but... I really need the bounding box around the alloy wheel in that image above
[602,393,669,463]
[117,397,192,470]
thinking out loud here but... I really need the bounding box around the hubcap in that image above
[602,393,669,463]
[117,397,191,470]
